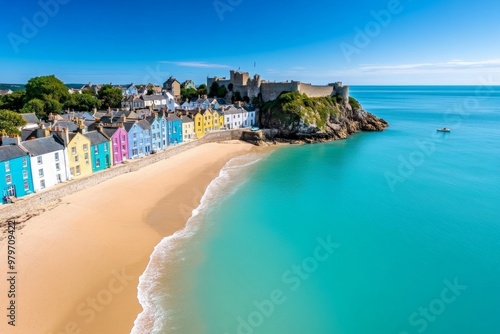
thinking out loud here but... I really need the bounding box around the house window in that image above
[83,144,88,151]
[84,153,89,161]
[56,163,60,171]
[122,145,126,151]
[6,174,12,184]
[4,161,10,172]
[23,180,29,191]
[94,146,99,155]
[71,147,76,155]
[114,138,118,145]
[37,156,43,164]
[70,167,75,176]
[38,169,44,178]
[57,174,62,183]
[133,133,137,139]
[76,165,81,175]
[22,157,27,167]
[96,159,100,168]
[104,145,108,152]
[55,152,59,161]
[40,179,46,189]
[75,155,79,163]
[23,170,28,179]
[114,148,118,154]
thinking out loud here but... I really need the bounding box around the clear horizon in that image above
[2,0,500,86]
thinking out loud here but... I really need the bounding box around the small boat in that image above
[251,126,260,131]
[437,127,451,132]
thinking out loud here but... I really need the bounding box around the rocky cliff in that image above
[259,91,388,142]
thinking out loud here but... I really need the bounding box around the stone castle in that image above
[207,70,349,102]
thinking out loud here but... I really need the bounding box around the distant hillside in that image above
[0,84,25,91]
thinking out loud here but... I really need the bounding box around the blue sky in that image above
[1,0,500,85]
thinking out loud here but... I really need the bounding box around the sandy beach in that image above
[0,141,261,334]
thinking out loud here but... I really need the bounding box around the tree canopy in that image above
[209,82,219,97]
[181,87,198,101]
[0,90,26,112]
[25,75,70,105]
[64,94,102,111]
[0,110,26,136]
[98,85,123,109]
[197,84,207,96]
[21,98,45,118]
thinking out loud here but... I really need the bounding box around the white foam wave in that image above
[130,151,272,334]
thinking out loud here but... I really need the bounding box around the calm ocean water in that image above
[132,86,500,334]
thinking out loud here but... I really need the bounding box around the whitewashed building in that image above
[21,135,71,192]
[223,106,256,129]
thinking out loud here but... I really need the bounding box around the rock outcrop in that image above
[259,92,388,143]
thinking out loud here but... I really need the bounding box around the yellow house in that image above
[213,110,224,130]
[193,112,205,139]
[202,109,214,134]
[67,132,93,179]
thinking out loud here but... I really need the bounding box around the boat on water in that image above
[437,127,451,132]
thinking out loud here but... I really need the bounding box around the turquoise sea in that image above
[132,86,500,334]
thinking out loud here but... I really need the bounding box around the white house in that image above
[142,95,167,108]
[21,135,71,192]
[223,106,256,129]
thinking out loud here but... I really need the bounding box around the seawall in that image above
[0,129,245,222]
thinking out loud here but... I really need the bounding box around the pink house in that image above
[100,126,129,165]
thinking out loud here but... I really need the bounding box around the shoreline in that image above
[0,141,272,334]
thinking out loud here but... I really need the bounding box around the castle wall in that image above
[297,83,335,98]
[261,82,300,102]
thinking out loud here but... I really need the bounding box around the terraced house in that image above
[21,135,71,192]
[64,129,93,179]
[101,126,129,165]
[1,140,34,202]
[124,120,151,159]
[85,130,112,172]
[165,113,183,145]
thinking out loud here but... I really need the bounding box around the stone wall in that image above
[297,83,335,98]
[261,82,300,102]
[0,129,245,222]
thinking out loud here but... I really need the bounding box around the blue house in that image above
[165,113,183,146]
[84,130,112,172]
[1,144,34,203]
[146,115,164,152]
[124,121,151,159]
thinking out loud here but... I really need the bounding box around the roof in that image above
[0,145,27,162]
[61,112,95,121]
[84,131,109,146]
[138,119,151,130]
[181,116,194,123]
[52,121,79,132]
[21,129,37,141]
[165,113,181,122]
[142,95,165,102]
[21,135,65,156]
[101,127,119,138]
[20,113,40,124]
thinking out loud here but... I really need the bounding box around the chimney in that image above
[97,124,103,133]
[1,135,21,146]
[62,127,69,145]
[121,114,126,122]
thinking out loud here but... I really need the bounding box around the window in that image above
[104,145,108,152]
[83,144,88,151]
[22,157,27,167]
[133,133,137,139]
[23,170,28,179]
[76,165,81,175]
[57,174,62,183]
[75,155,79,163]
[37,156,43,164]
[94,146,99,155]
[84,153,89,161]
[38,169,44,178]
[6,174,12,184]
[56,163,60,171]
[96,159,100,168]
[122,145,126,151]
[40,179,46,189]
[71,147,76,155]
[70,167,75,176]
[114,148,118,154]
[24,181,29,191]
[55,152,59,161]
[7,185,16,197]
[4,161,10,172]
[114,138,118,145]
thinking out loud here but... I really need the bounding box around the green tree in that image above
[0,110,26,136]
[209,82,219,97]
[0,90,26,112]
[21,98,45,118]
[228,83,234,92]
[44,99,62,115]
[64,94,102,111]
[82,88,97,97]
[181,88,198,101]
[98,84,123,109]
[197,84,207,96]
[233,91,242,102]
[25,75,70,104]
[217,85,228,98]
